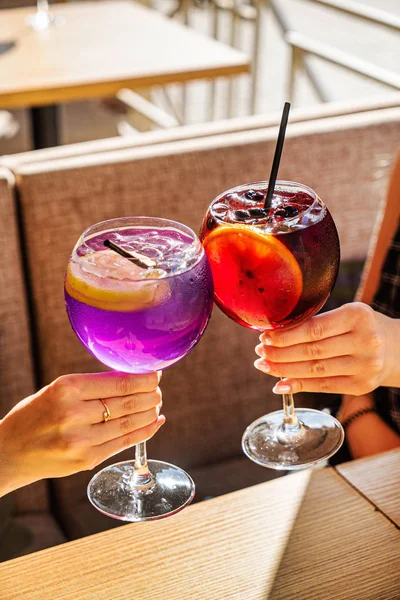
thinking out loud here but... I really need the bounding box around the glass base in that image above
[27,10,64,31]
[242,408,344,470]
[87,459,195,522]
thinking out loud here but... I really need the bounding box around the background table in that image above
[1,452,400,600]
[0,1,249,148]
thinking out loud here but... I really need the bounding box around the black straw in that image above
[104,239,155,270]
[264,102,291,210]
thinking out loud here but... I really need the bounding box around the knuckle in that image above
[308,321,325,342]
[116,374,135,396]
[310,360,325,376]
[369,332,383,352]
[317,378,331,393]
[353,302,375,327]
[306,343,321,359]
[51,375,79,401]
[368,355,384,374]
[120,415,133,433]
[121,432,135,449]
[121,396,137,414]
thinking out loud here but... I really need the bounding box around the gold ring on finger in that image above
[100,399,111,423]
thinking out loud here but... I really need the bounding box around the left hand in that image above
[254,302,397,396]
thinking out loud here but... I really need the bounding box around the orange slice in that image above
[65,250,170,312]
[203,225,303,329]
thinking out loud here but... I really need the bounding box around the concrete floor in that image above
[1,0,399,155]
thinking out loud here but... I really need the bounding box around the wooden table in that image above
[0,1,249,148]
[1,451,400,600]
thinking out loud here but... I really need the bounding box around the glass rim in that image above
[71,216,204,282]
[210,180,323,227]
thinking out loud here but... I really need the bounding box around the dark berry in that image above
[283,205,299,217]
[206,216,218,231]
[235,209,250,220]
[248,208,268,219]
[245,190,265,201]
[274,205,299,219]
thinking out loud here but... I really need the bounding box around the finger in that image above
[58,371,161,401]
[90,405,162,445]
[271,376,355,396]
[255,332,355,364]
[254,356,357,379]
[88,389,162,424]
[259,306,355,348]
[93,415,166,463]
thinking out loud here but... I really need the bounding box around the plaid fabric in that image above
[372,223,400,432]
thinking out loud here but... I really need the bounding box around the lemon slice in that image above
[65,250,171,312]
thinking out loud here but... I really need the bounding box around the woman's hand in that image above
[0,372,164,496]
[254,302,400,396]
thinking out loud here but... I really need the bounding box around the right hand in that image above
[0,372,164,496]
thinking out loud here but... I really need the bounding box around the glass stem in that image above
[37,0,50,13]
[282,387,300,430]
[133,442,152,486]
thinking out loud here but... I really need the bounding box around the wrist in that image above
[0,419,22,497]
[380,314,400,388]
[337,394,375,423]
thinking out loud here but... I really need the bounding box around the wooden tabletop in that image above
[337,447,400,528]
[0,1,249,109]
[1,459,400,600]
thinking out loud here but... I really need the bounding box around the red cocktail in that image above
[200,181,344,469]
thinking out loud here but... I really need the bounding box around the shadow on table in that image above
[263,468,400,599]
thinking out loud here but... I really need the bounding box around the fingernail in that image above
[255,360,270,373]
[156,415,166,428]
[262,335,272,346]
[272,383,291,394]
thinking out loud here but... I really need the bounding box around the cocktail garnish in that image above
[66,250,171,312]
[203,224,303,328]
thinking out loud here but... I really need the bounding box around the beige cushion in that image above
[3,92,400,170]
[12,108,400,536]
[0,168,49,514]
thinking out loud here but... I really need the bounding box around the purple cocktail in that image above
[65,217,213,521]
[65,225,212,373]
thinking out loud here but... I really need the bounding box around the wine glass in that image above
[199,180,344,469]
[27,1,63,31]
[65,216,213,520]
